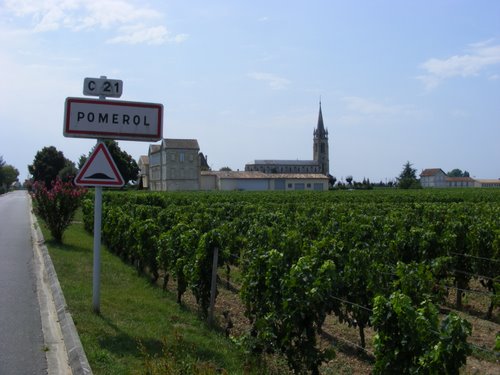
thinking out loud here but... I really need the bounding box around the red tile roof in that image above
[420,168,445,177]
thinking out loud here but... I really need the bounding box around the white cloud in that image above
[338,96,421,127]
[107,25,188,45]
[450,109,468,118]
[248,72,290,90]
[3,0,186,45]
[342,96,417,116]
[343,96,397,115]
[418,40,500,89]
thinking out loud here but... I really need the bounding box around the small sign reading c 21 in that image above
[83,77,123,98]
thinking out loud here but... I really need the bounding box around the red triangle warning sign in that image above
[75,142,124,187]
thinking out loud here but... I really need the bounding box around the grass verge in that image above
[38,213,261,375]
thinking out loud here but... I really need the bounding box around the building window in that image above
[287,183,292,188]
[307,183,311,188]
[170,153,175,161]
[180,152,185,162]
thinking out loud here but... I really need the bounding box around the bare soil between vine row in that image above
[155,269,499,374]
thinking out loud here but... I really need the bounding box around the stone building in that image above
[245,102,330,175]
[148,139,201,191]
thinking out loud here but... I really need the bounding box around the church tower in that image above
[313,101,329,175]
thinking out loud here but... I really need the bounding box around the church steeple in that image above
[314,101,328,139]
[313,101,330,175]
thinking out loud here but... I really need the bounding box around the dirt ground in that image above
[157,271,499,374]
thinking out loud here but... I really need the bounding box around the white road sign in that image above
[83,77,123,98]
[75,142,124,187]
[64,97,163,141]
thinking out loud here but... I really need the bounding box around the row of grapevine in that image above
[81,190,499,374]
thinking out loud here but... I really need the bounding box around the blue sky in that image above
[1,0,499,183]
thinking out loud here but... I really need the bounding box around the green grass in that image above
[39,212,263,375]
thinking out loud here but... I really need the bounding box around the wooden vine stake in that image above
[208,247,219,326]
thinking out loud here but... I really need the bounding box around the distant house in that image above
[148,139,201,191]
[420,168,483,188]
[420,168,448,187]
[201,171,329,191]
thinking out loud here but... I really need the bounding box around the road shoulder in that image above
[30,198,93,375]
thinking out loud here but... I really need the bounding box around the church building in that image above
[245,102,330,175]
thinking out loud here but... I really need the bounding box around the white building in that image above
[420,168,493,188]
[148,139,201,191]
[420,169,448,188]
[201,171,329,191]
[474,179,500,188]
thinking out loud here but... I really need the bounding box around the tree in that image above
[328,175,337,188]
[219,166,232,171]
[0,156,16,191]
[79,141,139,185]
[345,175,353,186]
[397,161,421,189]
[2,165,19,188]
[77,154,87,170]
[58,159,77,182]
[448,169,463,177]
[28,146,68,188]
[448,169,470,178]
[0,156,5,184]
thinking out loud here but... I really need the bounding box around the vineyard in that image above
[81,189,500,374]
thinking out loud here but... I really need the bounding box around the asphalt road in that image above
[0,191,47,375]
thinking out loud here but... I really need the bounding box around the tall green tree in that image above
[28,146,69,188]
[2,165,19,188]
[397,161,421,189]
[79,141,139,185]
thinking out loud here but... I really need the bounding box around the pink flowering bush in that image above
[31,178,87,243]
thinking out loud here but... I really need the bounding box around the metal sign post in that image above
[93,77,107,315]
[93,183,103,314]
[75,137,124,313]
[93,77,106,315]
